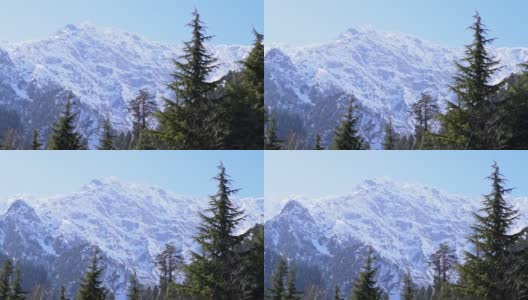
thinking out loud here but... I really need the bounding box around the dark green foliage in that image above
[186,163,246,299]
[265,111,281,150]
[98,117,114,150]
[382,119,397,150]
[268,259,287,300]
[128,89,156,144]
[221,30,265,149]
[154,243,183,291]
[9,266,24,300]
[401,271,414,300]
[498,71,528,149]
[350,247,382,300]
[1,128,16,150]
[60,284,69,300]
[332,99,363,150]
[428,242,458,291]
[155,9,221,149]
[48,95,84,150]
[237,224,264,300]
[314,133,324,150]
[127,271,141,300]
[459,162,520,299]
[0,259,13,299]
[285,265,300,300]
[31,129,42,150]
[439,12,503,149]
[334,285,343,300]
[410,92,439,148]
[76,248,108,300]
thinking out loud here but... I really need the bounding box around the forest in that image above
[0,9,264,150]
[0,164,264,300]
[267,162,528,299]
[265,12,528,150]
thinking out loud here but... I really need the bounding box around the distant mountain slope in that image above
[264,178,528,298]
[0,23,249,147]
[265,26,528,148]
[0,178,262,298]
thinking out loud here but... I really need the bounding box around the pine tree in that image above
[285,265,299,300]
[8,266,23,300]
[265,111,281,150]
[383,119,397,150]
[98,117,115,150]
[76,248,108,300]
[154,243,183,290]
[440,12,502,149]
[0,258,13,300]
[186,163,246,299]
[459,162,520,299]
[401,271,414,300]
[350,247,382,300]
[2,128,16,150]
[411,92,439,146]
[48,95,83,150]
[268,258,287,300]
[222,30,265,149]
[334,284,343,300]
[156,9,220,149]
[314,133,324,150]
[127,271,142,300]
[31,129,42,150]
[128,89,156,143]
[60,284,69,300]
[427,242,457,291]
[332,99,362,150]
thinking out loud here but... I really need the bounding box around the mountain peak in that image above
[3,199,38,220]
[280,199,311,216]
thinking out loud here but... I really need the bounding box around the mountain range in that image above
[0,177,262,298]
[265,26,528,148]
[264,178,528,298]
[0,23,249,147]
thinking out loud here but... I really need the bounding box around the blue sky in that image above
[0,0,263,44]
[266,0,528,47]
[0,151,263,199]
[265,151,528,199]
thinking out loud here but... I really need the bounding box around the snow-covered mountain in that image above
[0,178,262,298]
[264,178,528,298]
[0,23,249,147]
[265,26,528,148]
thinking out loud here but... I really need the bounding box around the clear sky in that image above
[266,0,528,47]
[265,151,528,200]
[0,151,263,199]
[0,0,263,44]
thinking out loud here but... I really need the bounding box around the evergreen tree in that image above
[98,117,115,150]
[154,243,183,290]
[76,248,108,300]
[334,285,343,300]
[156,9,220,149]
[459,162,520,299]
[410,92,439,147]
[48,95,83,150]
[60,285,69,300]
[186,163,246,299]
[440,12,503,149]
[0,258,13,300]
[332,99,362,150]
[401,271,414,300]
[222,30,265,149]
[31,129,42,150]
[265,111,281,150]
[268,258,287,300]
[128,89,156,144]
[314,133,324,150]
[382,119,397,150]
[285,265,299,300]
[1,128,16,150]
[350,247,382,300]
[127,271,142,300]
[8,266,23,300]
[428,242,457,291]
